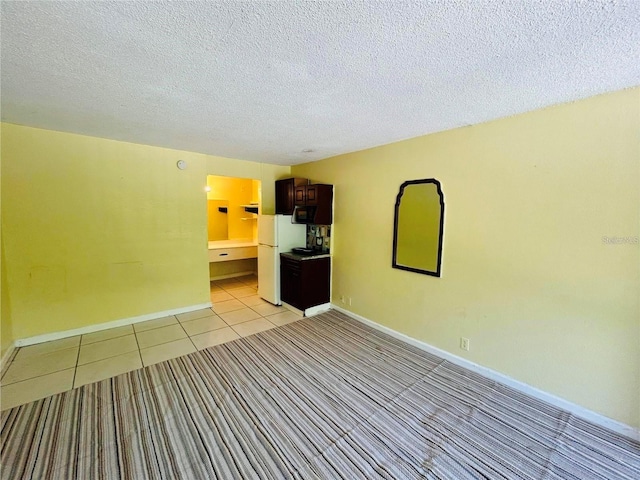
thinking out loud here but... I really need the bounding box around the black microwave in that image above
[292,205,317,224]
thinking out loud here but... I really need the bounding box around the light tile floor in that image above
[0,275,302,411]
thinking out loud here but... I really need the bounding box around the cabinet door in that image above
[280,262,292,304]
[277,178,308,214]
[312,184,334,225]
[288,268,301,308]
[294,186,306,205]
[305,185,318,205]
[280,257,302,308]
[275,179,292,214]
[299,257,331,309]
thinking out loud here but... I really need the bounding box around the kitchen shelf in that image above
[240,204,259,214]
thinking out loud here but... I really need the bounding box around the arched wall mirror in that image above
[392,179,444,277]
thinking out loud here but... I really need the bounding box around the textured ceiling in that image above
[2,1,639,165]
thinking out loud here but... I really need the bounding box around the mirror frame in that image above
[392,179,445,277]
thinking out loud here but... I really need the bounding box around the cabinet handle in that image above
[219,253,228,256]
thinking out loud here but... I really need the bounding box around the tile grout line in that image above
[132,322,145,368]
[71,338,82,388]
[2,342,80,386]
[8,345,80,363]
[134,317,195,353]
[0,347,22,386]
[176,316,199,351]
[228,314,279,337]
[213,281,266,339]
[222,313,278,328]
[81,333,132,346]
[3,303,281,389]
[7,281,256,389]
[1,296,259,406]
[1,366,77,388]
[74,344,140,368]
[5,345,81,389]
[0,347,20,382]
[76,324,167,371]
[2,284,264,406]
[217,284,298,331]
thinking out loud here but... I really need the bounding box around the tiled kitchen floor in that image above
[0,275,302,410]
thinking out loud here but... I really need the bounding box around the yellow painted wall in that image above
[1,143,14,358]
[252,180,261,240]
[207,200,229,241]
[292,88,640,428]
[206,176,255,240]
[1,240,13,360]
[1,123,289,340]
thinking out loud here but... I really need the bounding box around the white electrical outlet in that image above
[348,297,352,306]
[460,337,470,351]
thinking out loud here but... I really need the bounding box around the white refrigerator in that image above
[258,215,306,305]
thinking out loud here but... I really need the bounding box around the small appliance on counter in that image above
[257,215,306,305]
[291,247,315,256]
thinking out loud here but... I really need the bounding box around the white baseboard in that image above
[210,271,256,281]
[14,302,213,347]
[304,303,331,317]
[330,304,639,442]
[281,302,331,317]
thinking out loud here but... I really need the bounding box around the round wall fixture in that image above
[177,160,187,170]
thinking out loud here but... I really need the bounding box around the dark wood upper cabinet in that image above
[275,178,308,214]
[294,184,333,224]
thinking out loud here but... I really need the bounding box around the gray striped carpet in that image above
[1,311,639,479]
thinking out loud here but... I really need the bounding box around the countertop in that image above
[208,239,257,249]
[280,252,331,261]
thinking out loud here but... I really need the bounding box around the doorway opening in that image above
[206,175,261,283]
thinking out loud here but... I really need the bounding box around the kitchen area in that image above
[208,176,333,317]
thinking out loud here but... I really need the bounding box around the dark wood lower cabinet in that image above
[280,255,330,311]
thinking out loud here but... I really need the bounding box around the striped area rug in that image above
[1,310,639,479]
